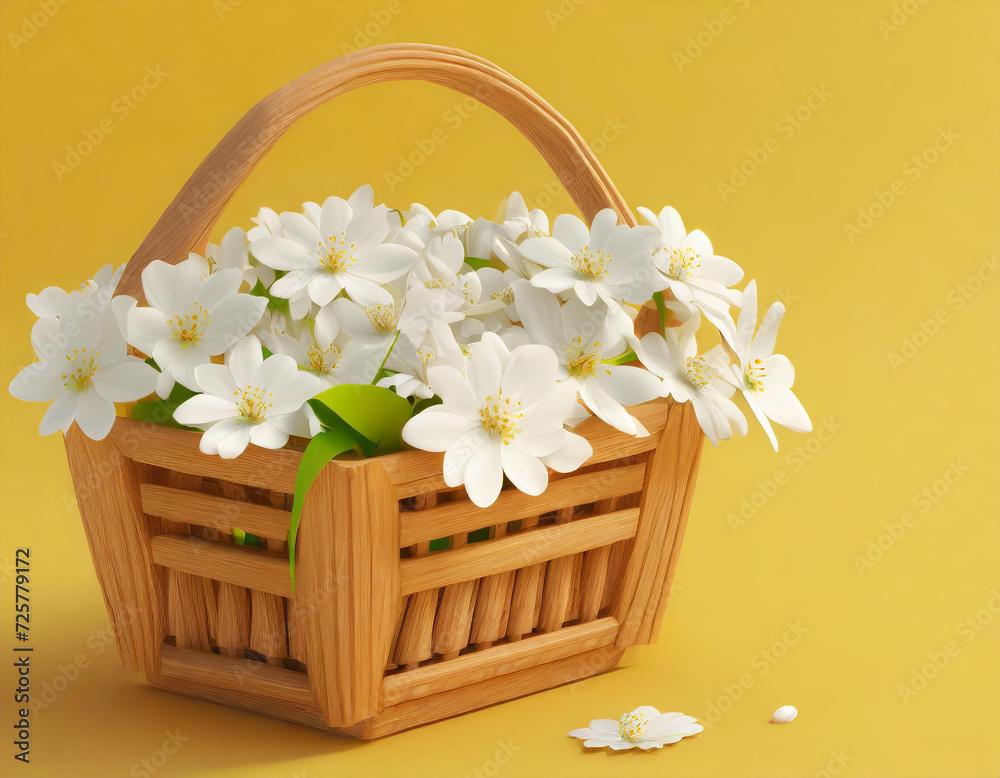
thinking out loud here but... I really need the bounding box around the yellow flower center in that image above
[665,247,701,279]
[234,384,274,423]
[307,342,342,374]
[168,304,211,347]
[318,231,357,272]
[571,245,610,280]
[683,355,712,388]
[61,348,99,392]
[478,389,524,445]
[365,303,396,334]
[618,710,651,742]
[492,286,515,306]
[566,336,602,378]
[425,277,454,290]
[744,358,766,392]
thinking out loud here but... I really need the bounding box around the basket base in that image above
[146,642,625,739]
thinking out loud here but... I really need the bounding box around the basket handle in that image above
[115,43,653,329]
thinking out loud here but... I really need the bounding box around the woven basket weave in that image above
[64,43,704,739]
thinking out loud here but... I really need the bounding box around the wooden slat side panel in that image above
[151,534,292,597]
[400,507,639,596]
[366,646,625,739]
[64,428,165,675]
[140,484,291,541]
[383,617,619,704]
[110,417,300,493]
[399,463,646,547]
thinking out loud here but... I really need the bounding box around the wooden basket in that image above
[64,43,705,739]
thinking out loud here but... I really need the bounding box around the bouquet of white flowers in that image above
[11,185,810,512]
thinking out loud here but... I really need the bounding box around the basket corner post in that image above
[63,426,165,677]
[610,401,705,649]
[296,457,400,729]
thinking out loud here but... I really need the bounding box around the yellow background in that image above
[1,1,997,776]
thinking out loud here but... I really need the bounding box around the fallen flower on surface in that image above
[567,706,703,751]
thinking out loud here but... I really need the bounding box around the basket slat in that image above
[140,484,291,541]
[151,534,293,597]
[399,463,645,547]
[401,506,638,596]
[383,617,619,705]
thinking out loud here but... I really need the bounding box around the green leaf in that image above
[604,349,638,366]
[233,528,264,548]
[412,395,443,415]
[653,291,668,334]
[287,425,362,590]
[463,256,494,271]
[250,278,291,317]
[307,383,413,457]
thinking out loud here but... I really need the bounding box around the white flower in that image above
[496,191,549,240]
[260,306,377,389]
[251,195,417,306]
[173,338,321,459]
[401,333,592,507]
[717,280,811,450]
[568,706,703,750]
[379,319,467,399]
[514,283,661,436]
[126,258,266,398]
[638,205,743,342]
[519,209,666,334]
[188,226,258,288]
[9,304,157,440]
[634,311,747,446]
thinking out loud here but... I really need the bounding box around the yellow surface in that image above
[1,1,997,776]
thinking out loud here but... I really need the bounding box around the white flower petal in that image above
[402,406,479,452]
[463,435,504,507]
[39,392,79,436]
[174,394,238,425]
[500,444,548,495]
[540,431,592,472]
[93,359,158,402]
[249,421,290,450]
[73,390,117,440]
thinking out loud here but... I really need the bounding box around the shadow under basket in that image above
[64,397,703,739]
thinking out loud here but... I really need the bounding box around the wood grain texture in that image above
[216,582,250,659]
[140,483,291,541]
[110,418,299,493]
[167,570,212,652]
[611,401,704,648]
[400,507,639,596]
[431,533,478,660]
[64,428,164,675]
[383,617,619,705]
[151,533,292,597]
[504,515,543,641]
[399,463,645,547]
[297,459,400,728]
[394,493,439,670]
[537,508,577,633]
[362,646,625,739]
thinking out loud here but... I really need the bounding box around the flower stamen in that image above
[478,388,524,445]
[61,347,99,392]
